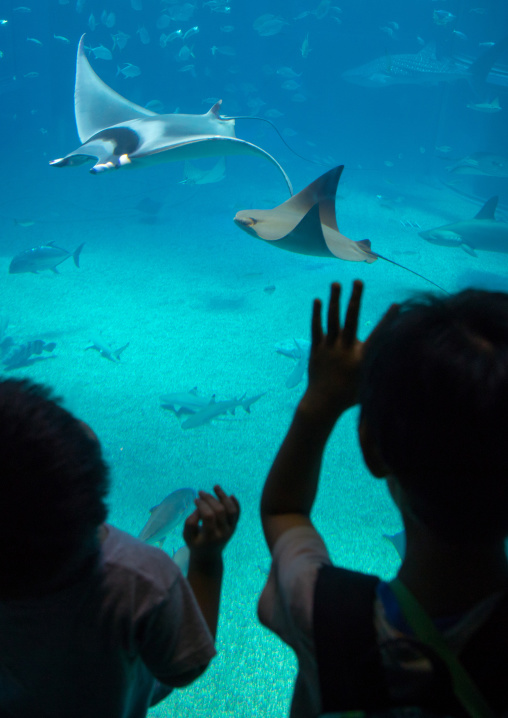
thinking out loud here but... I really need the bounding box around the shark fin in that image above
[474,195,498,220]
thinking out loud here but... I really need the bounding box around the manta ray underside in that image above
[50,35,292,195]
[234,165,378,263]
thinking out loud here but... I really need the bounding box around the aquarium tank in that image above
[0,0,507,715]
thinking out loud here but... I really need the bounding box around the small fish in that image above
[479,41,495,47]
[164,29,182,43]
[117,62,141,78]
[13,7,31,13]
[265,108,284,118]
[210,45,235,56]
[54,34,70,43]
[137,26,150,44]
[177,45,194,61]
[253,13,287,37]
[101,10,115,28]
[0,19,9,24]
[301,33,310,58]
[88,13,96,31]
[138,488,197,546]
[220,25,234,32]
[111,31,130,51]
[23,71,39,78]
[85,336,129,362]
[181,157,225,185]
[281,79,300,90]
[9,241,84,274]
[277,66,302,78]
[183,26,199,40]
[179,64,196,75]
[452,30,468,41]
[26,37,43,46]
[88,45,113,60]
[433,9,456,25]
[467,97,502,113]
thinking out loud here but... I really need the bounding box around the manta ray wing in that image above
[50,35,292,194]
[74,35,156,142]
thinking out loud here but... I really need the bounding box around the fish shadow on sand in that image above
[0,318,57,370]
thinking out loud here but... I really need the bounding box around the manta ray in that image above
[50,35,292,194]
[234,165,448,292]
[234,166,377,263]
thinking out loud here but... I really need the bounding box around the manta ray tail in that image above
[373,251,450,294]
[219,113,327,167]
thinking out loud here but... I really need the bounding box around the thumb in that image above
[183,508,199,544]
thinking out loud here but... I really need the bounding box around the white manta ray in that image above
[50,35,292,194]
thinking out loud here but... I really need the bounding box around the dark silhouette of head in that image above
[359,289,508,543]
[0,379,109,596]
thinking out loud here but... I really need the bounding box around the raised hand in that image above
[183,484,240,559]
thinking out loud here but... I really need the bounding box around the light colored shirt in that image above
[258,525,505,718]
[0,524,215,717]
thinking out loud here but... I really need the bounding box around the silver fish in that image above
[139,488,197,545]
[9,241,84,274]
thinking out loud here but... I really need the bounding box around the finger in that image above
[183,509,199,542]
[311,298,323,349]
[197,492,227,530]
[342,280,364,347]
[326,282,341,345]
[213,486,239,520]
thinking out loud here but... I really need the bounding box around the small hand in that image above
[302,280,365,418]
[183,484,240,559]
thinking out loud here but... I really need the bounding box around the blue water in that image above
[1,0,508,715]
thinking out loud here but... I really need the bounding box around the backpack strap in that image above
[390,579,496,718]
[313,565,390,712]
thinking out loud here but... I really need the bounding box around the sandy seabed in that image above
[1,152,507,717]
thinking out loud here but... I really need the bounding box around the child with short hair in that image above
[259,280,508,717]
[0,378,240,717]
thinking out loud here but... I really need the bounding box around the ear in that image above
[359,419,390,478]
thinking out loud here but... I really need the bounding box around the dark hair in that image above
[0,379,109,594]
[359,289,508,543]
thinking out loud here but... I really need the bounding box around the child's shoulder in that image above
[100,524,183,597]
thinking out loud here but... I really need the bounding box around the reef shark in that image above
[419,196,508,256]
[50,35,292,194]
[342,38,508,88]
[181,393,265,429]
